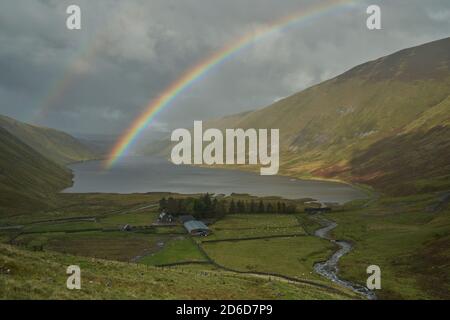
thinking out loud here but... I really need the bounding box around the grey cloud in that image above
[0,0,449,136]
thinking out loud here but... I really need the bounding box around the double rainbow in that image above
[105,0,357,168]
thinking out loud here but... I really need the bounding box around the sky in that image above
[0,0,449,138]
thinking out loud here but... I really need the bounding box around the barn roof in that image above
[179,215,195,223]
[184,220,209,233]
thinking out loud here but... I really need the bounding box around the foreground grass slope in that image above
[1,189,448,299]
[0,115,97,165]
[0,127,72,215]
[0,193,360,299]
[0,243,354,299]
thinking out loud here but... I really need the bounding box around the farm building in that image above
[158,211,174,223]
[122,224,132,231]
[183,220,210,236]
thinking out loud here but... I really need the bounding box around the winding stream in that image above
[313,217,377,300]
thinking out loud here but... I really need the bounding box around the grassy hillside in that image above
[0,127,72,215]
[0,242,356,299]
[0,192,359,299]
[328,193,450,299]
[194,37,450,195]
[1,191,448,299]
[0,115,97,165]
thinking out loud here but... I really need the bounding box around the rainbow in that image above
[34,45,100,122]
[34,2,130,123]
[105,0,357,168]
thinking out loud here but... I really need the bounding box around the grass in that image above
[21,221,102,234]
[13,231,169,262]
[202,235,334,283]
[207,214,305,240]
[0,243,352,299]
[0,192,164,226]
[2,189,449,299]
[0,114,97,165]
[139,237,207,265]
[295,213,324,235]
[0,127,72,215]
[97,211,157,227]
[0,196,355,298]
[323,193,450,299]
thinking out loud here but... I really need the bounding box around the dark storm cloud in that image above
[0,0,449,135]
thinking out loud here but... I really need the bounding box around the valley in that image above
[1,189,448,299]
[0,37,449,300]
[0,192,360,299]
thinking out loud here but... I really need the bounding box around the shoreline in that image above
[63,156,374,205]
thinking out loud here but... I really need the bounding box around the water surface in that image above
[65,156,367,203]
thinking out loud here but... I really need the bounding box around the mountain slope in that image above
[0,243,354,299]
[202,37,450,195]
[0,115,97,165]
[0,127,72,215]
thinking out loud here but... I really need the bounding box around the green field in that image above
[139,237,207,265]
[202,236,334,283]
[13,231,171,262]
[97,211,157,227]
[0,192,164,226]
[324,193,450,300]
[1,190,449,300]
[0,243,354,299]
[0,193,355,298]
[207,214,305,240]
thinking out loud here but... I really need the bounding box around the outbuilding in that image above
[183,220,210,236]
[158,211,174,223]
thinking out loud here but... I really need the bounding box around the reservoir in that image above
[65,156,367,204]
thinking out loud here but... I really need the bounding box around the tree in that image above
[258,200,265,213]
[185,199,195,214]
[250,200,256,213]
[167,197,177,214]
[237,200,245,213]
[215,200,227,217]
[203,193,213,214]
[286,204,297,213]
[159,197,168,211]
[229,200,236,214]
[193,198,205,217]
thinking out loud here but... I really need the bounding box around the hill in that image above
[0,127,72,215]
[198,37,450,195]
[0,115,98,165]
[0,242,355,299]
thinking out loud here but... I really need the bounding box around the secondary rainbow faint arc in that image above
[35,2,130,123]
[105,0,357,168]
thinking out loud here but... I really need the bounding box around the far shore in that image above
[62,155,372,204]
